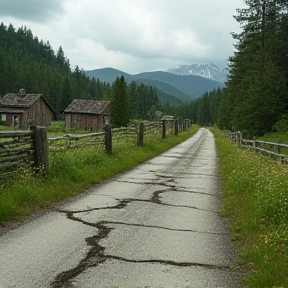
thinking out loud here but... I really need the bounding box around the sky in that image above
[0,0,246,74]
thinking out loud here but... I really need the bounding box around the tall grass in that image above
[0,125,199,226]
[211,127,288,288]
[258,132,288,144]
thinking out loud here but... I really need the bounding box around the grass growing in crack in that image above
[0,125,199,226]
[211,127,288,288]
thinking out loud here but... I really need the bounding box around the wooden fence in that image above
[0,126,48,181]
[229,131,288,163]
[0,119,191,180]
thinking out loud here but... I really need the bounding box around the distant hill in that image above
[133,71,224,100]
[85,68,133,83]
[84,68,225,103]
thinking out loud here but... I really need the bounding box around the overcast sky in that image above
[0,0,246,74]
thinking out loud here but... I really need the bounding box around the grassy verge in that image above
[258,132,288,144]
[211,127,288,288]
[0,125,199,226]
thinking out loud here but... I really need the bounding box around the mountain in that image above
[84,67,225,103]
[133,71,224,100]
[85,67,133,83]
[167,63,227,83]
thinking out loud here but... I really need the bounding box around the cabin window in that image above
[103,116,109,125]
[0,113,6,121]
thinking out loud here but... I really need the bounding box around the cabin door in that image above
[13,115,20,129]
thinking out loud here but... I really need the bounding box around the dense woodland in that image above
[1,0,288,135]
[0,23,160,123]
[218,0,288,137]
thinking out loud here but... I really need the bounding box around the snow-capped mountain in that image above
[167,63,227,83]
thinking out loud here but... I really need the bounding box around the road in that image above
[0,128,242,288]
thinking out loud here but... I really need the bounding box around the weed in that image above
[211,127,288,288]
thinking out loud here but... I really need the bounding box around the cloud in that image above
[59,1,215,63]
[0,0,67,22]
[0,0,246,73]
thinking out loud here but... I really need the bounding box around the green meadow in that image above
[212,127,288,288]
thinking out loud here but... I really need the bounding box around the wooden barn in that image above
[0,91,55,129]
[64,99,110,131]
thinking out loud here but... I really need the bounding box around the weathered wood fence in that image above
[0,126,48,181]
[0,119,191,180]
[229,131,288,163]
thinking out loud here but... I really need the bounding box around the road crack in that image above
[106,255,235,271]
[58,189,218,215]
[50,213,236,288]
[51,185,232,287]
[50,221,111,288]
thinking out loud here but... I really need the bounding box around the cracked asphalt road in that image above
[0,128,242,288]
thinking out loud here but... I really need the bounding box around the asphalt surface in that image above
[0,128,242,288]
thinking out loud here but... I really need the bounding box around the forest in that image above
[218,0,288,138]
[0,23,160,123]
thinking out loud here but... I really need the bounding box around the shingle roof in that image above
[64,99,110,115]
[0,93,55,112]
[0,93,41,107]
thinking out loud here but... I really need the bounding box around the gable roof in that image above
[64,99,110,115]
[0,93,55,112]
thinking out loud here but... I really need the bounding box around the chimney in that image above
[19,88,26,98]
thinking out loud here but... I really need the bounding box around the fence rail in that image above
[0,119,192,180]
[229,131,288,163]
[0,127,47,181]
[48,131,106,152]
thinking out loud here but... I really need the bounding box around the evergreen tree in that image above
[128,81,138,119]
[223,0,288,136]
[59,76,72,113]
[110,76,129,127]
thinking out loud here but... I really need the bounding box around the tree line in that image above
[0,23,160,125]
[168,0,288,138]
[0,22,229,129]
[218,0,288,137]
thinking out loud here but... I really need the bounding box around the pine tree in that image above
[224,0,288,136]
[59,76,72,113]
[128,81,138,119]
[110,76,129,127]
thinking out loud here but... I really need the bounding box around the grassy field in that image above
[0,124,199,227]
[211,127,288,288]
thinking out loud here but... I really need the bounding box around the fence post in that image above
[162,120,166,139]
[175,119,179,136]
[175,120,179,136]
[31,126,49,173]
[137,122,144,146]
[277,145,281,155]
[104,124,112,155]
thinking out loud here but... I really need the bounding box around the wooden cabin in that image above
[64,99,110,131]
[0,91,55,129]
